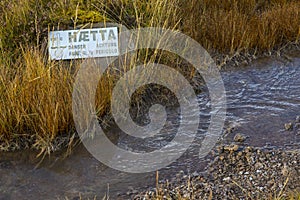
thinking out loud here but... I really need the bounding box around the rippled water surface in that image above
[222,54,300,148]
[0,53,299,199]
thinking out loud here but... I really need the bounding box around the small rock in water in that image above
[226,126,234,134]
[233,133,246,143]
[132,190,138,194]
[284,123,293,131]
[295,116,300,123]
[192,172,199,177]
[294,123,300,129]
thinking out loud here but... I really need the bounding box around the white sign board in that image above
[48,27,119,60]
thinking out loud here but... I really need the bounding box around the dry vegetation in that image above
[182,0,300,53]
[0,0,299,153]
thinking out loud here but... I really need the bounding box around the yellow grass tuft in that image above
[0,47,74,152]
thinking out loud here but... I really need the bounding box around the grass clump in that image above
[0,47,74,153]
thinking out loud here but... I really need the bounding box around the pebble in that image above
[281,163,289,176]
[129,145,300,200]
[254,162,264,169]
[233,133,246,143]
[132,190,138,194]
[192,172,199,177]
[295,116,300,123]
[224,144,239,152]
[294,123,300,129]
[284,122,293,131]
[226,126,234,134]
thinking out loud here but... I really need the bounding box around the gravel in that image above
[132,146,300,200]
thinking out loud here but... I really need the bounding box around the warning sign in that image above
[48,27,119,60]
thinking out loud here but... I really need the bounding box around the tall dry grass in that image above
[182,0,300,53]
[0,47,74,153]
[0,0,299,153]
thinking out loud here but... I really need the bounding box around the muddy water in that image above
[0,53,299,199]
[222,53,300,149]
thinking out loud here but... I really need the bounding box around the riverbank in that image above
[121,114,300,199]
[128,146,300,200]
